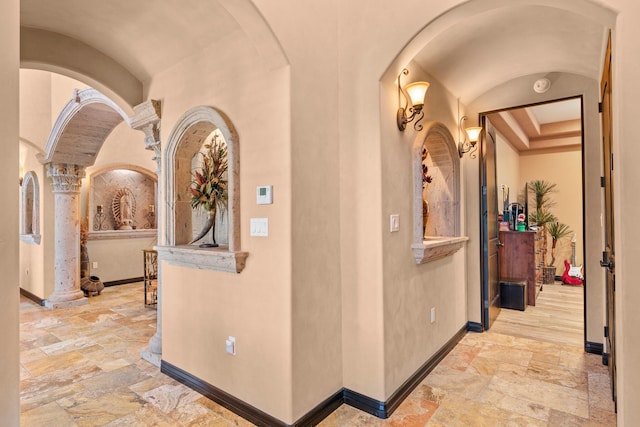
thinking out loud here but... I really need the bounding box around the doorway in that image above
[480,96,586,348]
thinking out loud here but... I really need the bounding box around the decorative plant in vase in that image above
[528,179,570,284]
[547,221,572,266]
[421,148,433,237]
[189,134,228,247]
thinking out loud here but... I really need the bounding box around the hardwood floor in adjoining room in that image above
[490,281,584,348]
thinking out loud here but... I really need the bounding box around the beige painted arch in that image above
[21,27,140,115]
[380,0,616,103]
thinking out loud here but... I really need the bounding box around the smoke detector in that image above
[533,78,551,93]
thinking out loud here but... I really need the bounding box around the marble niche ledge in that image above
[155,245,249,273]
[88,229,157,240]
[411,236,469,264]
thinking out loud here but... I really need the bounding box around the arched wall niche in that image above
[411,122,468,264]
[159,106,247,274]
[20,171,41,244]
[86,164,157,239]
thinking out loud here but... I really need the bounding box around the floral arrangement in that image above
[190,134,229,214]
[422,148,433,189]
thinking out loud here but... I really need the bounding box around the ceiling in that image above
[19,1,614,109]
[487,98,582,153]
[20,0,240,82]
[412,4,612,104]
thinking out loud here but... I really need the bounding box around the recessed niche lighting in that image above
[533,78,551,93]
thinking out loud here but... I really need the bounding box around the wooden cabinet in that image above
[499,230,539,306]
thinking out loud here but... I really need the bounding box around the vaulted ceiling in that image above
[19,1,615,112]
[20,0,240,83]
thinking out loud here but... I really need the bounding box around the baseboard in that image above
[585,341,603,355]
[603,352,609,366]
[162,324,468,425]
[381,324,467,418]
[19,288,45,306]
[103,277,144,287]
[162,360,289,426]
[467,321,483,332]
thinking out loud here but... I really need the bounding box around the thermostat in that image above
[256,185,273,205]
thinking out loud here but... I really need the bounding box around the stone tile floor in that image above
[20,282,615,426]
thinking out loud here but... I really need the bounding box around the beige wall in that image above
[380,64,469,396]
[1,0,20,424]
[520,149,584,269]
[146,27,297,421]
[610,3,640,422]
[495,130,521,212]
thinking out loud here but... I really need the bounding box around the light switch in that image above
[256,185,273,204]
[226,336,236,355]
[390,214,400,232]
[250,218,269,236]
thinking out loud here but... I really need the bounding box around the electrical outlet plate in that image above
[225,336,236,355]
[390,214,400,232]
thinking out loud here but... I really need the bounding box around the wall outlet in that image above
[390,214,400,232]
[430,307,436,323]
[92,261,98,269]
[225,336,236,355]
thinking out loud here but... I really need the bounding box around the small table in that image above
[143,249,158,308]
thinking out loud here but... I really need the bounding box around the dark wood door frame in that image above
[600,31,616,408]
[480,117,501,330]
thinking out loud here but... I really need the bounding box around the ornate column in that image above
[45,163,88,309]
[130,100,163,365]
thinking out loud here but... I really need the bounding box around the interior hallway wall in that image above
[1,0,20,423]
[145,21,300,423]
[495,130,521,212]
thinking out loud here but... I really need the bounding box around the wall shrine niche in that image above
[87,165,157,238]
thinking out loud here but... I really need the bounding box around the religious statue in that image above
[111,187,137,230]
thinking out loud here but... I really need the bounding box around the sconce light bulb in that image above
[405,82,430,107]
[465,127,482,143]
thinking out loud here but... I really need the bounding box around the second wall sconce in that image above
[458,116,482,158]
[397,69,430,131]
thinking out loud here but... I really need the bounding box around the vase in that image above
[422,199,430,238]
[189,206,220,247]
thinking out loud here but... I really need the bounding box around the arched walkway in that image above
[38,88,161,309]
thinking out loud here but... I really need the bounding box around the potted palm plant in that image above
[528,179,558,284]
[547,221,572,268]
[189,134,228,247]
[528,180,564,284]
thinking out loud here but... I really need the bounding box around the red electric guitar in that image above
[562,234,584,285]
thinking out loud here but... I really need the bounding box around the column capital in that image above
[130,99,162,173]
[46,163,85,193]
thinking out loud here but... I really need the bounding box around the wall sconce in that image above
[396,69,430,131]
[458,116,482,158]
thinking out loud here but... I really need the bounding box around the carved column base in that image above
[45,290,88,310]
[141,332,162,367]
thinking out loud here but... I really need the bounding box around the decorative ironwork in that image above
[93,204,108,231]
